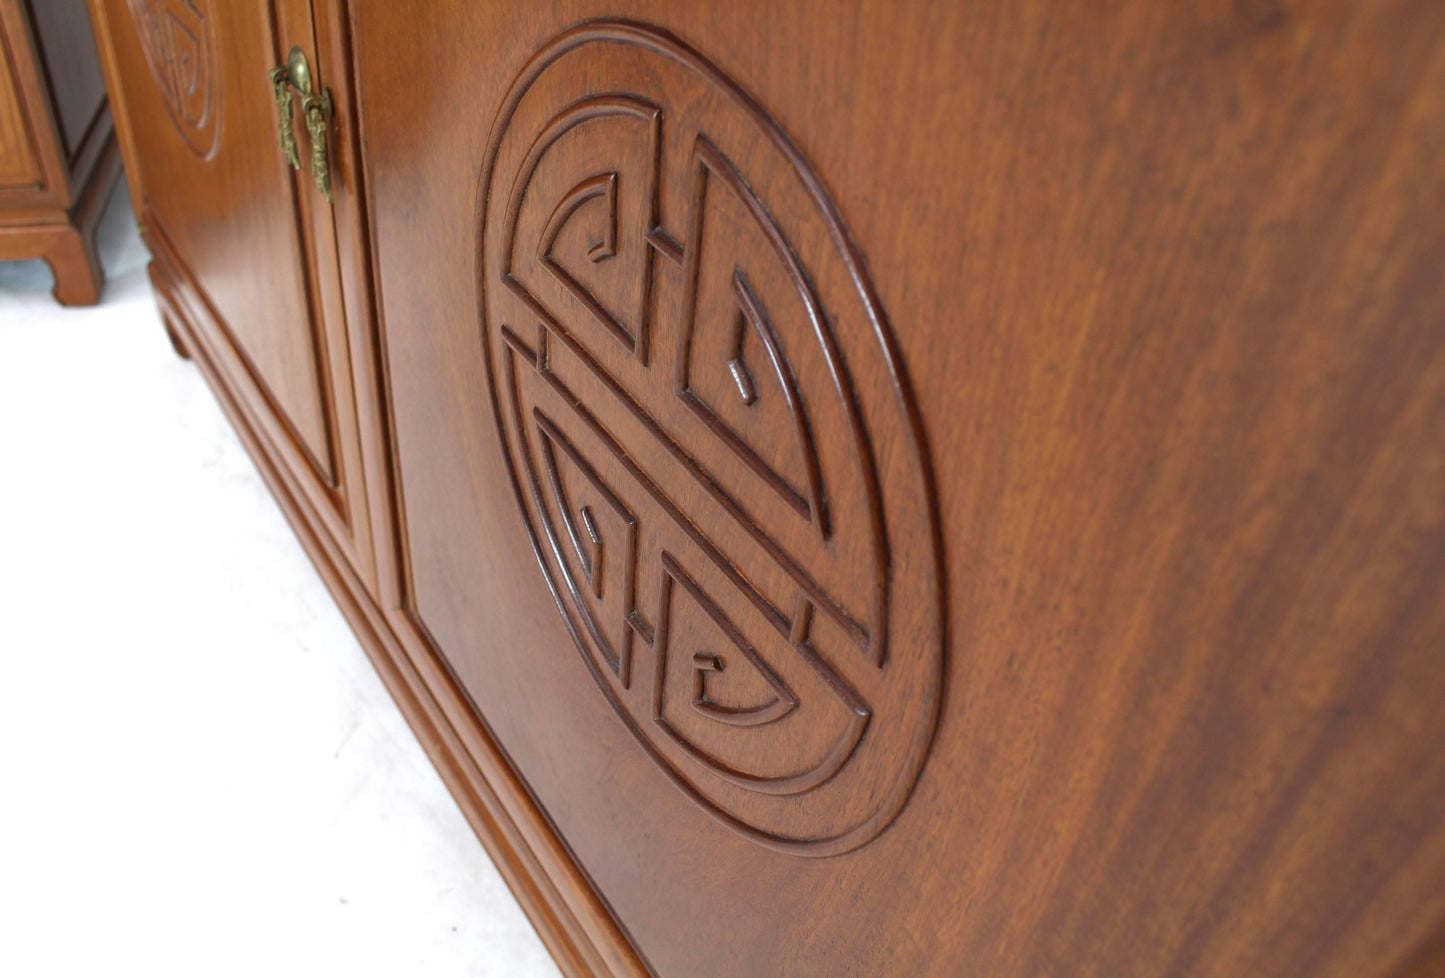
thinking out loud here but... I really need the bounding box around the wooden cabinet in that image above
[0,0,120,304]
[90,0,374,582]
[89,2,1445,976]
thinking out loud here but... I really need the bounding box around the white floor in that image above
[0,187,561,978]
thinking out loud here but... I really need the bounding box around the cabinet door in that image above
[92,0,372,574]
[351,4,1445,976]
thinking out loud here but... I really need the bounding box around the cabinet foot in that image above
[42,227,104,307]
[0,134,121,308]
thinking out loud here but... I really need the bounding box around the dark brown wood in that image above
[89,0,1445,975]
[0,0,118,305]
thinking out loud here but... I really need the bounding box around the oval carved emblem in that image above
[127,0,220,157]
[479,21,944,855]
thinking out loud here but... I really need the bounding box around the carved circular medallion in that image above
[479,21,944,856]
[127,0,220,158]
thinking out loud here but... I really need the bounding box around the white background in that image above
[0,185,561,978]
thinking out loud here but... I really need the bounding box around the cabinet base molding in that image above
[145,242,649,978]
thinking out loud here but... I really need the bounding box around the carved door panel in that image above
[352,3,1445,976]
[93,0,372,573]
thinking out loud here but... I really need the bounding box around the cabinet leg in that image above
[42,226,104,307]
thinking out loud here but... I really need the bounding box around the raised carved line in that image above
[540,171,619,263]
[503,95,663,364]
[674,136,832,537]
[677,258,828,535]
[690,651,797,727]
[538,171,636,352]
[502,318,868,654]
[534,408,641,689]
[652,552,867,796]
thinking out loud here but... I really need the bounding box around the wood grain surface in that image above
[0,19,40,190]
[87,0,1445,974]
[348,2,1445,976]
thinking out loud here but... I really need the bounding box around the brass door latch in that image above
[268,46,334,203]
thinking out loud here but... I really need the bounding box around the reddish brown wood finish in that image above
[89,0,376,584]
[349,3,1445,976]
[91,0,1445,975]
[0,0,118,305]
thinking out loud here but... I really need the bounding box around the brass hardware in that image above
[303,90,334,202]
[268,65,299,170]
[267,46,333,202]
[285,45,313,96]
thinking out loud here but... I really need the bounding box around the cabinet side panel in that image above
[26,0,106,159]
[353,3,1445,977]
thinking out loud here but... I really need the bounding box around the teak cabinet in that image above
[87,3,1445,976]
[0,0,119,304]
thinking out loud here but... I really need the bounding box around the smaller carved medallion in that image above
[128,0,220,157]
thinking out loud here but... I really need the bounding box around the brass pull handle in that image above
[303,90,333,203]
[267,46,333,202]
[268,65,299,170]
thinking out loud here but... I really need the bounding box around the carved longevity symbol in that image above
[127,0,219,157]
[480,22,943,856]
